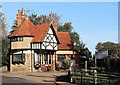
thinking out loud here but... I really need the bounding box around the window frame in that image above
[11,37,23,42]
[12,53,25,64]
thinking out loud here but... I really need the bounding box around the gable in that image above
[31,23,60,43]
[32,24,60,50]
[44,27,57,43]
[41,27,58,50]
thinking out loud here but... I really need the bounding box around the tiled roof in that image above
[9,18,75,50]
[9,18,51,42]
[10,19,34,37]
[57,32,75,50]
[32,23,51,42]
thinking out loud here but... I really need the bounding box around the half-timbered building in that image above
[9,8,80,72]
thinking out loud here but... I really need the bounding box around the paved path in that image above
[2,75,35,83]
[1,71,68,84]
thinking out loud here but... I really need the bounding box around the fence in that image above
[69,67,120,85]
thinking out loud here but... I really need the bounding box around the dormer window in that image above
[15,38,17,41]
[19,37,23,41]
[11,37,23,42]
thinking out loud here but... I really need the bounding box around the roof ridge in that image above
[27,18,34,26]
[35,22,51,26]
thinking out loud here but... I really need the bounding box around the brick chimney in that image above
[16,8,27,26]
[53,20,55,24]
[53,20,57,32]
[16,9,22,26]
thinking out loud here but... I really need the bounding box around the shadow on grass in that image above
[55,75,69,82]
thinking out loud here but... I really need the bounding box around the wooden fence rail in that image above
[69,69,120,85]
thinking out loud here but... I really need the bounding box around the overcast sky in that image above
[2,2,118,54]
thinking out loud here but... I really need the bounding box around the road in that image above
[0,71,69,85]
[1,75,46,85]
[2,75,34,83]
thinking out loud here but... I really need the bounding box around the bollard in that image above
[85,60,88,75]
[94,70,97,85]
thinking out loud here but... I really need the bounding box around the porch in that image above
[10,49,81,73]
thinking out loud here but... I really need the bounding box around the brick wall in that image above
[0,66,8,72]
[10,53,32,73]
[11,37,33,49]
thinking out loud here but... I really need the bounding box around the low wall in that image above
[0,66,8,72]
[41,64,55,71]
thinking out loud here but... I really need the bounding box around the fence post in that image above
[108,70,110,85]
[81,71,82,85]
[70,62,74,83]
[94,69,97,85]
[85,60,88,75]
[70,67,73,83]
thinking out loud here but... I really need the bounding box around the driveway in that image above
[2,75,35,83]
[1,71,68,84]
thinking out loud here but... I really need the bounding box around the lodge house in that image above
[8,8,80,72]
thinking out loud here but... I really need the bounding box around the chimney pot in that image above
[16,8,27,26]
[53,20,55,24]
[18,10,20,14]
[22,8,25,15]
[52,20,57,32]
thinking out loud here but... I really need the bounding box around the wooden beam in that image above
[55,51,56,70]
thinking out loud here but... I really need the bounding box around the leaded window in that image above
[11,37,23,42]
[12,54,25,64]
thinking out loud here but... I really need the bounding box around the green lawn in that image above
[72,69,120,85]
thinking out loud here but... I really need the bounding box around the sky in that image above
[2,2,118,54]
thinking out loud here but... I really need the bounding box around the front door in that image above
[44,54,51,71]
[34,53,40,69]
[39,51,54,71]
